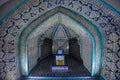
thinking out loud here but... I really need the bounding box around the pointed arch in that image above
[18,6,104,76]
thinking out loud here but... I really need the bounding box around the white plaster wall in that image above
[27,36,38,72]
[81,34,92,73]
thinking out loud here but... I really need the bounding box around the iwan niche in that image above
[20,11,102,77]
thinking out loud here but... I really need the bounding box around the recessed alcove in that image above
[0,5,105,80]
[27,23,90,77]
[26,21,93,74]
[1,0,120,80]
[19,8,102,79]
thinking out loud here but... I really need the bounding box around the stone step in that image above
[21,76,103,80]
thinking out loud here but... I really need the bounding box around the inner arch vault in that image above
[19,7,104,77]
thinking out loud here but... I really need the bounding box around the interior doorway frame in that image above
[18,7,104,77]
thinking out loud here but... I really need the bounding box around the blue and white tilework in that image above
[0,0,120,80]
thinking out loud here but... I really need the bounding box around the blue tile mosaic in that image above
[0,0,120,80]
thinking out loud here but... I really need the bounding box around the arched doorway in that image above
[19,7,103,78]
[1,0,120,79]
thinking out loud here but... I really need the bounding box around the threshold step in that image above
[21,76,102,80]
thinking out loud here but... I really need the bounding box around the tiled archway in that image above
[19,7,103,77]
[0,0,120,80]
